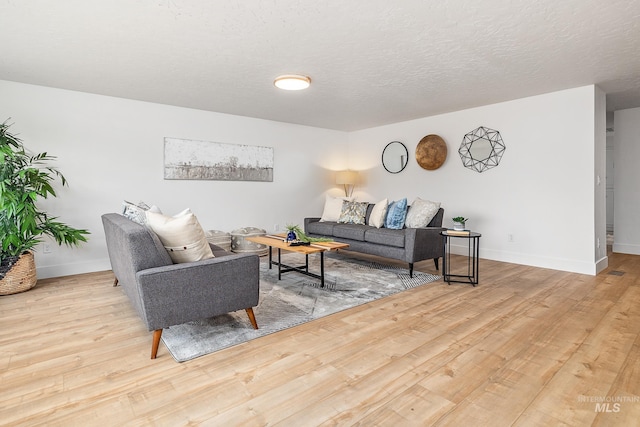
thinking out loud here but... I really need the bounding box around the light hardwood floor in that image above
[1,250,639,426]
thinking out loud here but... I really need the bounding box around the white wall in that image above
[1,80,348,278]
[594,86,608,273]
[2,80,605,277]
[613,107,640,255]
[348,86,601,275]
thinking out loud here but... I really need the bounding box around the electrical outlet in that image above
[274,224,279,232]
[508,234,514,243]
[43,243,52,254]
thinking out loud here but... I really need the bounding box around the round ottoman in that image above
[205,230,232,252]
[230,227,268,256]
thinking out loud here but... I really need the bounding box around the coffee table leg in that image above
[320,251,325,288]
[278,247,282,280]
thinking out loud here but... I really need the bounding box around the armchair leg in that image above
[113,277,119,287]
[151,329,162,359]
[245,308,259,329]
[409,263,414,278]
[434,257,440,270]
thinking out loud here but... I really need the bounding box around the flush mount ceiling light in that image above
[274,74,311,90]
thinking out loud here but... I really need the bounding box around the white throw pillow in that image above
[146,209,214,263]
[368,198,388,228]
[405,198,441,228]
[319,195,354,222]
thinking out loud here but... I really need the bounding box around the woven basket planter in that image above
[0,251,38,296]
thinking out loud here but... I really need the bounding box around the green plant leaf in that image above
[0,120,90,258]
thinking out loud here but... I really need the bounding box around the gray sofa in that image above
[101,213,260,359]
[304,206,445,276]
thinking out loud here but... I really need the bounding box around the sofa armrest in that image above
[135,253,260,331]
[405,226,446,262]
[304,217,322,231]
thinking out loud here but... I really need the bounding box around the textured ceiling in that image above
[1,0,639,131]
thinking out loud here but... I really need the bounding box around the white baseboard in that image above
[612,243,640,255]
[447,243,598,276]
[36,258,112,280]
[595,255,609,274]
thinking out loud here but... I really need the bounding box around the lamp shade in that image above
[335,170,358,185]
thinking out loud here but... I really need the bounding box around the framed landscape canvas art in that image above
[164,138,274,182]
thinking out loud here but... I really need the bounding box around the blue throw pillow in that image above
[384,198,408,229]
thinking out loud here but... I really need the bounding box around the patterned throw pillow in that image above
[338,201,369,224]
[122,200,161,225]
[405,197,441,228]
[384,198,408,229]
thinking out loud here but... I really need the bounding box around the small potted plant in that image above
[0,120,90,295]
[285,224,332,243]
[452,216,468,231]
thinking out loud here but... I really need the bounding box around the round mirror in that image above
[468,139,493,161]
[382,141,409,173]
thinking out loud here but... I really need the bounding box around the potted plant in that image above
[452,216,468,231]
[285,224,332,243]
[0,120,90,295]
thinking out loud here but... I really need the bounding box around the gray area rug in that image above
[161,252,441,362]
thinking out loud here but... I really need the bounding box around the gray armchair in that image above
[101,213,260,359]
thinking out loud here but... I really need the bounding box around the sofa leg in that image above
[151,329,162,359]
[434,258,439,270]
[113,277,119,287]
[246,308,259,329]
[409,263,414,278]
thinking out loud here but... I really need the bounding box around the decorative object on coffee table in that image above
[416,134,447,170]
[231,227,269,256]
[205,230,232,251]
[285,224,332,244]
[459,126,506,173]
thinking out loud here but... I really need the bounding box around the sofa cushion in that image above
[146,209,214,263]
[333,224,369,241]
[405,198,441,228]
[306,221,336,236]
[338,201,368,225]
[365,228,406,248]
[384,198,408,229]
[320,195,354,222]
[368,198,388,228]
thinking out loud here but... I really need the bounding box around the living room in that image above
[0,81,618,279]
[2,1,640,425]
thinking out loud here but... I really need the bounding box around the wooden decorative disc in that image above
[415,134,447,170]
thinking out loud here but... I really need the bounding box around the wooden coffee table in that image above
[246,234,349,288]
